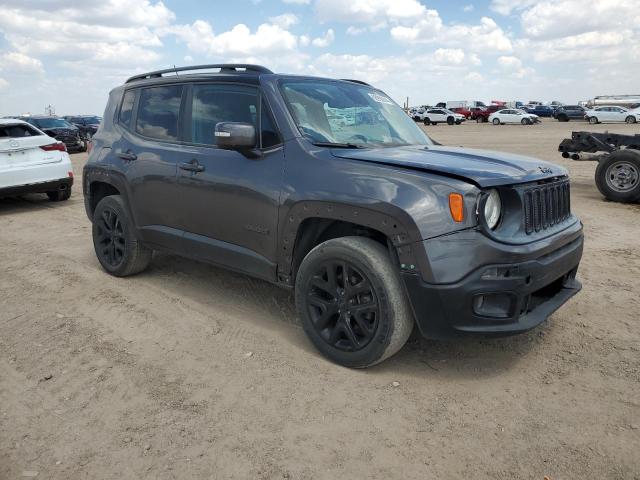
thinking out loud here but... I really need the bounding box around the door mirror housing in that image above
[215,122,256,150]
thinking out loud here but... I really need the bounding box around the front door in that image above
[176,83,284,281]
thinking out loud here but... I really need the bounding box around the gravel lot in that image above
[1,119,638,479]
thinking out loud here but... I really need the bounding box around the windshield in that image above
[32,118,74,129]
[83,116,101,124]
[280,80,432,148]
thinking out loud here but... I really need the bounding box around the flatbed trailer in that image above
[558,131,640,203]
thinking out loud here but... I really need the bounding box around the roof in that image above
[0,118,29,125]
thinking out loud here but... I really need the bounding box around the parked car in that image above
[0,118,73,201]
[489,109,539,125]
[63,115,102,138]
[583,106,640,124]
[470,105,502,123]
[451,107,473,119]
[553,105,586,122]
[524,105,554,117]
[422,108,466,125]
[23,116,86,152]
[84,63,583,368]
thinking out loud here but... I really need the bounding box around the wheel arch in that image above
[277,201,428,286]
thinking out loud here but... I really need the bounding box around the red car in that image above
[451,107,473,119]
[470,105,502,123]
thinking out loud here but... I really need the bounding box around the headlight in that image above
[483,189,502,229]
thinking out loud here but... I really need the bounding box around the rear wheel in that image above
[447,116,454,125]
[47,187,71,202]
[589,116,599,124]
[492,118,500,125]
[595,151,640,203]
[92,195,153,276]
[295,237,414,368]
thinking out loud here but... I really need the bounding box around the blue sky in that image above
[0,0,638,116]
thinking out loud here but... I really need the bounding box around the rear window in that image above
[0,123,42,138]
[136,86,183,141]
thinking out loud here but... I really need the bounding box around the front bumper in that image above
[403,230,583,339]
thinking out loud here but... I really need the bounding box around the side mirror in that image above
[215,122,256,150]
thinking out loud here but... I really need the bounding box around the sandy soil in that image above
[1,119,638,479]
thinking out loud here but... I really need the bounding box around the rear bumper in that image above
[403,232,583,339]
[0,176,73,198]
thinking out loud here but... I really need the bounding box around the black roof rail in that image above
[340,78,371,87]
[126,64,273,84]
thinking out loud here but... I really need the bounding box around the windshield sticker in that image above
[368,92,393,105]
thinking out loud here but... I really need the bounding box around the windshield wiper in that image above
[310,141,366,149]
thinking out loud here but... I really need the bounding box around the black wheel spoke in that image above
[96,207,126,268]
[342,321,360,349]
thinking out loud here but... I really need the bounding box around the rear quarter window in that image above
[0,123,42,138]
[136,86,183,141]
[119,90,136,129]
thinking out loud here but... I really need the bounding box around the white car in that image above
[584,106,640,124]
[0,118,74,201]
[422,108,466,125]
[489,109,539,125]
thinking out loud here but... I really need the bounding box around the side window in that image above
[261,101,281,149]
[119,90,136,129]
[136,85,182,141]
[190,84,258,146]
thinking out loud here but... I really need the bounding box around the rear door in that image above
[174,83,284,280]
[114,85,187,248]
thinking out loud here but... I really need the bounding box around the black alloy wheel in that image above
[306,260,379,352]
[95,207,126,268]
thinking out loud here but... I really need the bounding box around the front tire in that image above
[92,195,153,277]
[521,118,530,125]
[423,117,430,125]
[625,116,637,124]
[295,237,414,368]
[595,151,640,203]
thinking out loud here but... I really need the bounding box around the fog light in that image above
[473,293,514,318]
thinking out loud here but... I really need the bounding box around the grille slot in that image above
[524,180,570,234]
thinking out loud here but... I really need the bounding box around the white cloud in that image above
[0,78,9,89]
[315,0,426,24]
[490,0,538,16]
[346,26,366,36]
[463,4,475,12]
[282,0,310,4]
[163,21,299,56]
[497,55,523,69]
[312,29,335,47]
[269,13,299,29]
[0,52,44,74]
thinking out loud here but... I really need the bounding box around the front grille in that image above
[523,179,571,234]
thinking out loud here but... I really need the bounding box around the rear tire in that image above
[92,195,153,277]
[492,118,500,125]
[295,237,414,368]
[47,187,71,202]
[595,151,640,203]
[447,116,454,125]
[589,116,599,124]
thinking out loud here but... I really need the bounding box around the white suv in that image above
[422,108,466,125]
[0,118,74,201]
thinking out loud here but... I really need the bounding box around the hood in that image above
[331,145,567,187]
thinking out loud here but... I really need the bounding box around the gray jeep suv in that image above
[83,64,583,367]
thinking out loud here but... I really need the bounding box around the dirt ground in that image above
[1,119,639,480]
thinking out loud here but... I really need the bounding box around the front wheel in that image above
[521,118,530,125]
[295,237,414,368]
[595,151,640,203]
[492,118,500,125]
[92,195,153,276]
[625,116,637,124]
[423,117,430,125]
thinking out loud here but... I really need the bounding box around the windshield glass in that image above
[83,116,101,124]
[280,80,432,147]
[33,118,74,129]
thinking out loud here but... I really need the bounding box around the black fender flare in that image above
[276,200,431,285]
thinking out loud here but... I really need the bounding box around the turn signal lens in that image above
[449,193,464,222]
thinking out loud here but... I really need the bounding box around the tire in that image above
[47,187,71,202]
[92,195,153,277]
[455,120,462,125]
[595,151,640,203]
[589,116,599,124]
[521,118,530,125]
[476,117,483,123]
[295,237,414,368]
[625,116,637,124]
[447,116,454,125]
[423,117,430,125]
[492,118,500,125]
[412,116,420,122]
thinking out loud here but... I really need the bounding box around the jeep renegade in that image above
[83,64,583,368]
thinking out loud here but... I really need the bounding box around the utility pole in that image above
[45,104,55,116]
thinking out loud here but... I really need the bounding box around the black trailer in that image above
[558,131,640,203]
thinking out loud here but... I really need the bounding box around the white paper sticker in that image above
[368,92,393,105]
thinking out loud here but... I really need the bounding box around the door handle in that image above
[118,151,137,161]
[179,160,205,173]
